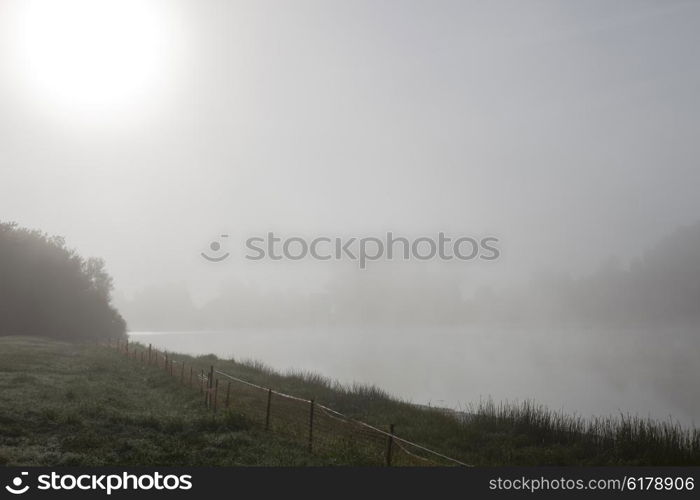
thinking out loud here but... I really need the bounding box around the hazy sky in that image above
[1,0,699,302]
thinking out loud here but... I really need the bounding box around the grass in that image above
[0,336,330,466]
[1,336,698,466]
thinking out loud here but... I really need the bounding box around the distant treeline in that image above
[118,221,700,329]
[0,222,126,340]
[481,220,700,325]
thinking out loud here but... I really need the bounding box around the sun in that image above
[15,0,168,116]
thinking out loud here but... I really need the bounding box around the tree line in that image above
[0,222,126,340]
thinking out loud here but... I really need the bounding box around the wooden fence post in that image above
[213,378,219,412]
[203,370,210,407]
[225,382,231,409]
[265,388,272,430]
[385,424,395,466]
[190,366,193,387]
[180,362,185,384]
[164,352,169,373]
[308,399,315,453]
[148,344,152,365]
[125,338,129,355]
[207,366,214,408]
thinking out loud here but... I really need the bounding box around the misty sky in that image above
[1,0,699,303]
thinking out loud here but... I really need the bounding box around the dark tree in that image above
[0,222,126,340]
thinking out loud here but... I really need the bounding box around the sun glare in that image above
[16,0,168,116]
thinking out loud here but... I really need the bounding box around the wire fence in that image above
[108,338,470,467]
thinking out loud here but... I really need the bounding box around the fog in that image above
[1,1,699,423]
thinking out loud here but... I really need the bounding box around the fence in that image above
[109,338,469,467]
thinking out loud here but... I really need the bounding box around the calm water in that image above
[130,325,698,426]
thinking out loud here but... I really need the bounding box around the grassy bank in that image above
[1,336,698,466]
[0,337,326,466]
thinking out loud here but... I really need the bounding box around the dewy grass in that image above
[0,337,325,466]
[0,336,698,466]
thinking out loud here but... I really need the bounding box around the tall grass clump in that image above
[468,398,700,465]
